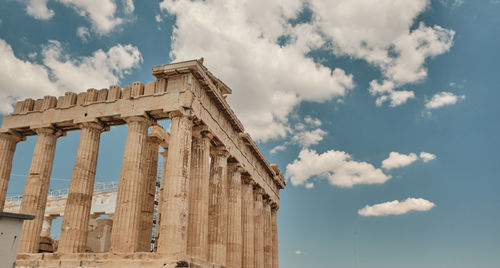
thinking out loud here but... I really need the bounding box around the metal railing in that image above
[5,180,119,202]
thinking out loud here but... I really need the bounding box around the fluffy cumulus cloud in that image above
[382,151,436,170]
[425,91,466,110]
[420,152,436,162]
[382,152,419,170]
[358,198,435,216]
[19,0,134,34]
[159,0,454,141]
[0,38,142,114]
[22,0,54,19]
[159,0,354,141]
[286,149,391,187]
[292,128,327,147]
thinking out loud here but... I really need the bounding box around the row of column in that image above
[0,113,279,267]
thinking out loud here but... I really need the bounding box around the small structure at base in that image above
[0,212,34,267]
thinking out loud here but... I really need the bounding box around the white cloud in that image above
[20,0,133,34]
[286,149,391,188]
[295,250,302,255]
[304,116,322,127]
[42,40,142,92]
[77,27,90,42]
[22,0,54,20]
[270,145,286,155]
[160,0,354,141]
[382,152,419,170]
[159,0,454,139]
[358,198,435,216]
[420,152,436,163]
[425,91,466,110]
[0,38,142,114]
[305,182,314,189]
[292,128,327,147]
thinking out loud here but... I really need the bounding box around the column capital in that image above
[192,125,213,140]
[253,185,265,196]
[124,115,154,125]
[168,108,194,120]
[271,202,279,211]
[242,174,255,185]
[228,161,244,172]
[0,130,25,142]
[211,145,229,158]
[34,127,65,137]
[78,121,108,132]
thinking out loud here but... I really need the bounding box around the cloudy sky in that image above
[1,0,499,267]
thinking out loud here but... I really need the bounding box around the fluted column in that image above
[110,116,150,253]
[157,114,193,256]
[254,186,265,268]
[58,122,105,253]
[271,204,279,268]
[208,146,229,265]
[18,127,60,253]
[263,198,273,267]
[241,176,255,268]
[187,127,211,260]
[226,162,243,268]
[139,135,161,252]
[0,132,23,210]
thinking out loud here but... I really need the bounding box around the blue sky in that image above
[1,0,499,267]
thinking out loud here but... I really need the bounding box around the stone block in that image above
[86,88,98,103]
[97,89,109,102]
[108,85,122,101]
[77,92,87,105]
[132,81,145,97]
[122,85,132,99]
[21,98,35,113]
[63,92,77,107]
[156,78,167,93]
[144,81,156,96]
[42,96,58,110]
[33,99,44,111]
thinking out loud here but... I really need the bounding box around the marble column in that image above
[139,135,161,252]
[253,186,265,268]
[40,215,56,237]
[187,127,211,260]
[18,127,60,253]
[110,116,150,253]
[226,162,243,268]
[271,204,279,268]
[241,176,255,268]
[208,146,229,265]
[0,132,23,210]
[157,114,193,256]
[263,197,273,267]
[58,122,105,253]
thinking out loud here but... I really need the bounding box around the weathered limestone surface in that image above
[0,132,23,210]
[187,127,211,260]
[226,162,243,268]
[111,116,150,253]
[272,206,279,268]
[208,147,229,265]
[40,215,57,237]
[254,187,265,268]
[59,122,104,253]
[18,127,60,253]
[241,176,255,268]
[263,198,273,267]
[157,114,193,256]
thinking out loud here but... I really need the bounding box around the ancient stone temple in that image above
[0,59,285,267]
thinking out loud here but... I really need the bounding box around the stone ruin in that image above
[0,59,285,267]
